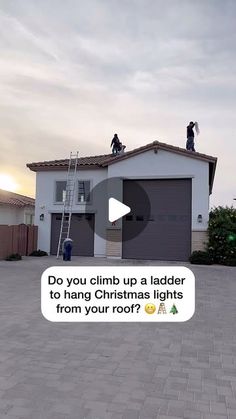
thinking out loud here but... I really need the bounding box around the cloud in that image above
[0,0,235,204]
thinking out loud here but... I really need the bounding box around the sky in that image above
[0,0,235,207]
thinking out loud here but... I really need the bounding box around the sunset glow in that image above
[0,174,18,192]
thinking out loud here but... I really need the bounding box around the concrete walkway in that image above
[0,256,236,419]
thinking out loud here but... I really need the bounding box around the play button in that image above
[85,176,151,242]
[108,198,131,223]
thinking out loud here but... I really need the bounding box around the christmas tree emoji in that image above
[170,304,178,315]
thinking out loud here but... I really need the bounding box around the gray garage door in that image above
[50,213,94,256]
[122,179,192,261]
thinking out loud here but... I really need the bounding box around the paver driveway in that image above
[0,256,236,419]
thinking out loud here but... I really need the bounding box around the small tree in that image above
[170,304,178,314]
[208,206,236,265]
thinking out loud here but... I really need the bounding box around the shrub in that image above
[224,258,236,266]
[208,206,236,265]
[29,249,48,257]
[5,253,22,261]
[189,251,213,265]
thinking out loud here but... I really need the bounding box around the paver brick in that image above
[0,257,236,419]
[210,401,227,414]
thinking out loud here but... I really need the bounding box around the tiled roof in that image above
[26,153,115,170]
[0,189,35,208]
[26,141,217,193]
[27,140,217,172]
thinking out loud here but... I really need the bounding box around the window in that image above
[25,214,34,225]
[78,180,90,203]
[55,181,67,203]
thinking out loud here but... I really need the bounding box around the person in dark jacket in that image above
[63,238,73,261]
[110,134,121,155]
[186,121,196,151]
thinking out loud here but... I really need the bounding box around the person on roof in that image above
[111,134,121,155]
[186,121,198,151]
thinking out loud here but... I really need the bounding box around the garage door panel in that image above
[122,179,191,261]
[50,213,94,256]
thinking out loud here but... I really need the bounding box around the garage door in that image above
[50,213,94,256]
[122,179,191,261]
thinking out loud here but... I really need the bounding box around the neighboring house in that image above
[27,141,217,261]
[0,189,35,225]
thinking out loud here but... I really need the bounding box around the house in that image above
[0,189,35,225]
[27,141,217,261]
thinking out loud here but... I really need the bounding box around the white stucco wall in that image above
[108,149,210,231]
[0,205,34,225]
[0,205,18,224]
[35,168,107,256]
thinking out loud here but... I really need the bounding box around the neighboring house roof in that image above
[27,140,217,193]
[0,189,35,208]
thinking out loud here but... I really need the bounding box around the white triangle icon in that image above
[109,198,131,223]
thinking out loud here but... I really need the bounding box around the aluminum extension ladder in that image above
[56,151,79,258]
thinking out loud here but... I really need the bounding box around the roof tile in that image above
[0,189,35,208]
